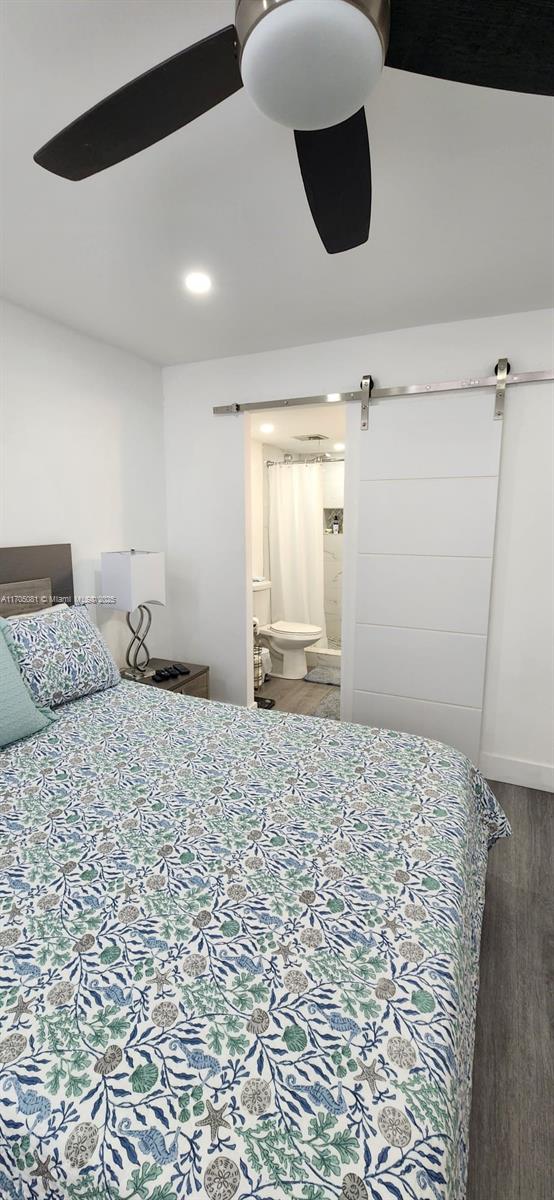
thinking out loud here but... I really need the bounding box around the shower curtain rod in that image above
[266,457,345,466]
[213,363,553,430]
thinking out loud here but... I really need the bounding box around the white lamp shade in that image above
[101,551,166,612]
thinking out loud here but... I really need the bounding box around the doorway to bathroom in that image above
[249,403,346,719]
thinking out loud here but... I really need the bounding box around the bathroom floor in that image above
[256,676,340,718]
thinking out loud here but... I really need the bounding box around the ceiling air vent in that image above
[294,434,330,442]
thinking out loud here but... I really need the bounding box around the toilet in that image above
[263,620,322,679]
[252,580,322,680]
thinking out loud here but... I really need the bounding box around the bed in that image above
[0,542,510,1199]
[0,663,510,1200]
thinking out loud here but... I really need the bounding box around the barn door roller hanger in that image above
[213,361,553,430]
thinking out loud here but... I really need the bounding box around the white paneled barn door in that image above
[341,391,503,761]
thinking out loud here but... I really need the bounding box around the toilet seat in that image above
[269,620,321,637]
[260,620,323,679]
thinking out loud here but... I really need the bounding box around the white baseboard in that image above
[479,752,554,793]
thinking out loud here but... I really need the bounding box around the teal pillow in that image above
[0,618,56,748]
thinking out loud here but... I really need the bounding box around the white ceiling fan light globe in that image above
[238,0,388,132]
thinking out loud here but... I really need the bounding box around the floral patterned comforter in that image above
[0,682,510,1200]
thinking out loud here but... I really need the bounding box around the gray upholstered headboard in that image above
[0,544,74,617]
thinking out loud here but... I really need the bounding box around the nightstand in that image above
[124,658,210,699]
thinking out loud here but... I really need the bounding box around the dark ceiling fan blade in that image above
[294,109,371,255]
[386,0,554,96]
[34,25,243,180]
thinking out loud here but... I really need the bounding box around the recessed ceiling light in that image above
[184,270,212,295]
[326,393,341,403]
[259,422,275,434]
[334,442,345,451]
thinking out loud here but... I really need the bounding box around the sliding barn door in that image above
[341,390,503,761]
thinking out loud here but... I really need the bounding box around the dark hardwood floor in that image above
[468,782,554,1200]
[256,675,336,716]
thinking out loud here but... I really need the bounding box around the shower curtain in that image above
[268,463,327,643]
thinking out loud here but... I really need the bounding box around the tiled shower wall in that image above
[323,461,344,648]
[324,532,343,647]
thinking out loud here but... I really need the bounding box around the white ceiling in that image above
[1,0,552,367]
[251,403,346,453]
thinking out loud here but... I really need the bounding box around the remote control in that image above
[173,663,190,675]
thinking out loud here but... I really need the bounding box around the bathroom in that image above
[249,403,345,718]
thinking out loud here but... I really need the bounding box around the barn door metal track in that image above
[213,363,553,430]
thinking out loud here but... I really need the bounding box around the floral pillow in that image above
[8,605,120,708]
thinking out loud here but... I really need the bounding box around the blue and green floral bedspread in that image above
[0,682,510,1200]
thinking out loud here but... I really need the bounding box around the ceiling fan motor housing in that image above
[235,0,391,131]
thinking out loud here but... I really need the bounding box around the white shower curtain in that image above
[268,463,327,641]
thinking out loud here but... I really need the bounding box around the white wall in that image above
[163,367,252,704]
[0,300,167,662]
[261,442,284,589]
[2,299,549,785]
[250,440,264,579]
[163,308,553,789]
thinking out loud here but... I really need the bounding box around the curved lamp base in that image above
[122,604,154,678]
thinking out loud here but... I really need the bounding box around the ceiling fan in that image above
[34,0,554,255]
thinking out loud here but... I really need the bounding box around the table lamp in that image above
[101,550,165,679]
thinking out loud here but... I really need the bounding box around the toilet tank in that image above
[253,579,271,626]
